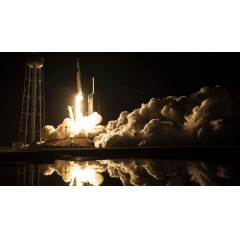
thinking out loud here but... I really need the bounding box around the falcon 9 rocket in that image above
[76,59,82,95]
[75,59,83,122]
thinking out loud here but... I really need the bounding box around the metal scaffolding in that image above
[19,53,45,149]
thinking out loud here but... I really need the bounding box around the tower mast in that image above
[88,77,95,115]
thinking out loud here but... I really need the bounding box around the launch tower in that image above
[19,53,45,149]
[88,77,95,115]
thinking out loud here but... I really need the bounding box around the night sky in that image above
[1,14,240,238]
[1,52,240,146]
[1,2,240,237]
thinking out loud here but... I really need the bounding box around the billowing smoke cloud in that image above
[43,112,105,142]
[94,86,240,147]
[43,158,232,186]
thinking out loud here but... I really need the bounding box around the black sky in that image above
[1,52,240,146]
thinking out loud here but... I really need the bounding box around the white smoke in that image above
[44,118,71,141]
[43,112,105,142]
[94,86,240,147]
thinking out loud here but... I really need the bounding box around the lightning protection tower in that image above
[88,77,95,115]
[19,53,45,149]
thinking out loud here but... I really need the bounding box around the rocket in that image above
[75,59,83,121]
[76,59,82,95]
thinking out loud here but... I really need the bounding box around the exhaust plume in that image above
[43,112,105,142]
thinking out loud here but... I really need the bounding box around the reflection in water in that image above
[42,160,105,186]
[42,158,237,186]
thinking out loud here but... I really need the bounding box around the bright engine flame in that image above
[67,93,100,135]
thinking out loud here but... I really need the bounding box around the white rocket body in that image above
[76,59,82,95]
[75,59,83,121]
